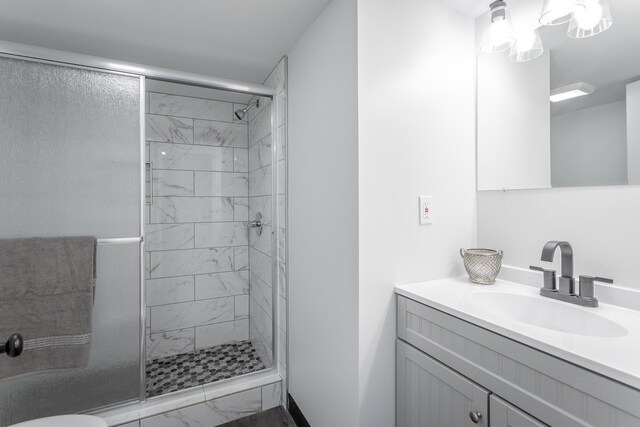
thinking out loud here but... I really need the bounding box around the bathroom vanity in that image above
[395,278,640,427]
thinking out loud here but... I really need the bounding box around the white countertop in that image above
[395,276,640,391]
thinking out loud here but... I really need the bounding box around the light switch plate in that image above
[419,196,432,225]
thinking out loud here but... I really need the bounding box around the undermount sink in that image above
[467,291,628,338]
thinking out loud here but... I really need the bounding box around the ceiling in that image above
[0,0,332,84]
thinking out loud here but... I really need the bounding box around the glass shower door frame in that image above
[0,41,283,417]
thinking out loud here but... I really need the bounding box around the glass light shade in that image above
[567,0,612,38]
[480,5,516,54]
[509,29,544,62]
[539,0,585,25]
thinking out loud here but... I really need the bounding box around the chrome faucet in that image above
[530,241,613,307]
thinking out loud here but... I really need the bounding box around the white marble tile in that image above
[248,134,272,172]
[150,297,235,333]
[248,165,272,197]
[261,382,282,411]
[194,172,248,197]
[194,271,249,299]
[276,124,286,162]
[277,159,286,196]
[235,294,249,320]
[249,225,271,257]
[194,120,248,148]
[247,97,270,126]
[249,247,271,287]
[233,197,249,222]
[150,247,233,278]
[146,224,194,251]
[233,149,248,173]
[249,196,272,226]
[277,195,286,228]
[150,142,234,172]
[249,104,272,147]
[195,223,248,248]
[278,261,287,300]
[147,328,195,360]
[250,273,272,315]
[152,170,194,196]
[140,388,261,427]
[249,298,273,367]
[234,247,249,271]
[264,60,286,93]
[146,114,193,144]
[277,228,286,264]
[278,329,287,380]
[146,307,151,334]
[195,319,249,349]
[149,93,233,122]
[150,197,233,224]
[278,295,287,334]
[146,275,195,306]
[276,95,287,128]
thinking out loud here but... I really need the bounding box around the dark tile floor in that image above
[218,407,297,427]
[146,340,265,397]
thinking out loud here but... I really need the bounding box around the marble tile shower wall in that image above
[144,92,252,361]
[248,58,287,378]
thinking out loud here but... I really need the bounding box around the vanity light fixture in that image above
[480,0,516,54]
[508,29,544,62]
[539,0,585,26]
[567,0,612,38]
[549,82,595,102]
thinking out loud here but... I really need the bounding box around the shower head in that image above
[234,99,260,121]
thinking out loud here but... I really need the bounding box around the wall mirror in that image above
[476,0,640,190]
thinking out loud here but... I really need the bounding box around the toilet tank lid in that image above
[9,415,107,427]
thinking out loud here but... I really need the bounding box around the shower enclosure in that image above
[0,43,287,426]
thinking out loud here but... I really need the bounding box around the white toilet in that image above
[9,415,107,427]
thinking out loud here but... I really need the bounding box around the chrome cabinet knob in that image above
[469,411,482,424]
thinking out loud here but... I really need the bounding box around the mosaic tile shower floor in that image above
[146,340,266,397]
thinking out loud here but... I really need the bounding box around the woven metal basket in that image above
[460,248,503,285]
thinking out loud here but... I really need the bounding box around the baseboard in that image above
[287,393,310,427]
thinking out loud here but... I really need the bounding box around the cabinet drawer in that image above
[397,295,640,427]
[397,339,489,427]
[490,396,548,427]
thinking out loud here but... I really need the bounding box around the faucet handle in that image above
[579,275,613,284]
[530,265,554,273]
[530,266,557,291]
[579,275,613,302]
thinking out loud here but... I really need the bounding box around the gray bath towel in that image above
[0,236,97,379]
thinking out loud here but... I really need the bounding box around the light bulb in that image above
[539,0,584,26]
[568,0,612,38]
[480,1,516,54]
[575,1,602,29]
[509,29,544,62]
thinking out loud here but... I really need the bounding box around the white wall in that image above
[287,0,360,425]
[357,1,477,426]
[551,100,627,187]
[478,186,640,289]
[477,51,551,190]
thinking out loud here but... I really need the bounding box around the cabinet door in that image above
[490,396,548,427]
[397,339,489,427]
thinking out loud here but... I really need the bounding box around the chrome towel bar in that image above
[97,237,143,245]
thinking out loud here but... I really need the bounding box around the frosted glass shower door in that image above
[0,57,142,425]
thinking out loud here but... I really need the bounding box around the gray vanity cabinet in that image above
[490,396,547,427]
[397,339,489,426]
[396,294,640,427]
